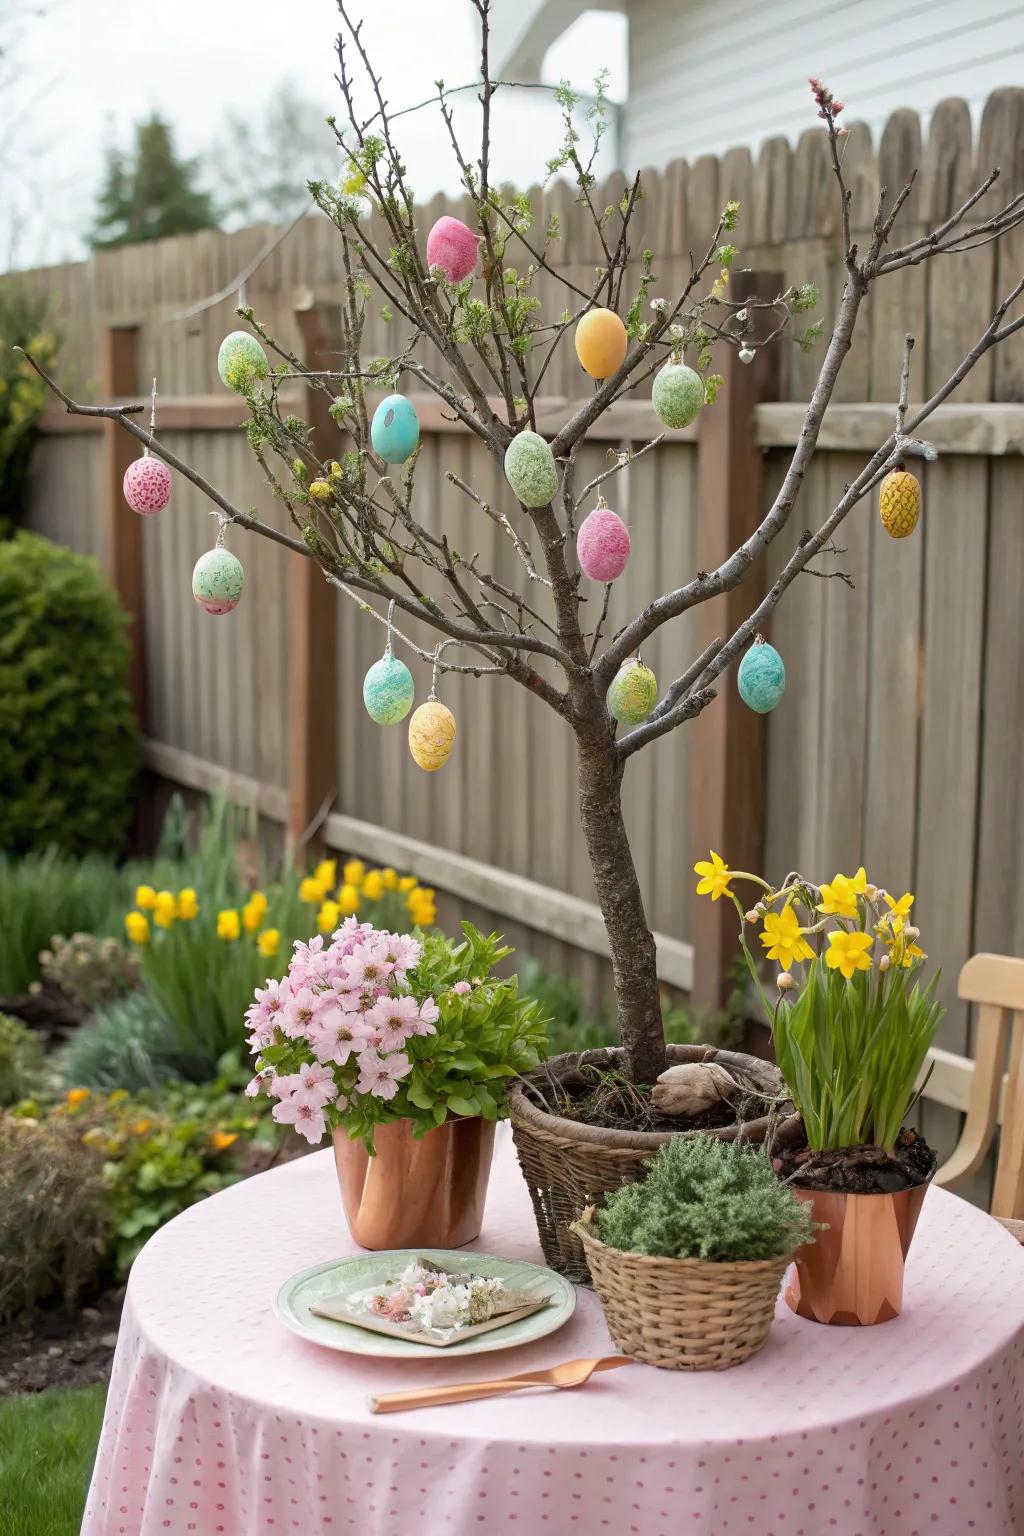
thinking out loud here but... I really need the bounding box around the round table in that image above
[83,1125,1024,1536]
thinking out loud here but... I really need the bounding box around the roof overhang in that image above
[487,0,626,80]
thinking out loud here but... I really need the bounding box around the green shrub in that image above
[57,991,179,1093]
[39,932,139,1009]
[0,1114,109,1323]
[0,1013,46,1105]
[0,534,140,857]
[0,287,58,537]
[594,1135,814,1263]
[0,849,131,994]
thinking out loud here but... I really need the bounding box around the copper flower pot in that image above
[785,1181,930,1325]
[332,1116,496,1251]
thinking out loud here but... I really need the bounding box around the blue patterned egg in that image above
[363,653,415,724]
[371,394,420,463]
[737,640,786,712]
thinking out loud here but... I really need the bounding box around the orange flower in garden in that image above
[132,1118,153,1136]
[210,1130,238,1153]
[65,1087,91,1107]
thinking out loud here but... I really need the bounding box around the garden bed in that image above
[0,1286,124,1397]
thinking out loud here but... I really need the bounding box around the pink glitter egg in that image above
[123,455,172,515]
[577,505,631,582]
[426,216,479,283]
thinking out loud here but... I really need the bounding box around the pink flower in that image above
[339,941,395,991]
[413,996,439,1035]
[289,934,332,989]
[246,976,291,1034]
[307,1005,372,1066]
[365,994,421,1051]
[280,986,325,1040]
[244,1075,264,1098]
[452,981,472,996]
[268,1072,300,1100]
[356,1050,412,1101]
[272,1091,327,1145]
[379,932,422,977]
[293,1060,338,1106]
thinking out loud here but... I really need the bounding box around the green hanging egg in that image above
[217,331,269,393]
[737,640,786,713]
[652,362,704,429]
[607,660,658,724]
[504,431,558,508]
[363,652,415,724]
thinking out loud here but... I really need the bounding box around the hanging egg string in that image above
[408,640,459,772]
[123,375,173,515]
[192,510,245,616]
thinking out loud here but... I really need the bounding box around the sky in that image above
[0,0,628,272]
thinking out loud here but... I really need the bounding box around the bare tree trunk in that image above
[575,717,667,1084]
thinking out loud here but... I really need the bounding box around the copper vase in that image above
[332,1116,496,1250]
[785,1181,930,1325]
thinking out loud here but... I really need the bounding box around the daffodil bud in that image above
[745,909,759,924]
[904,925,920,941]
[865,884,878,898]
[878,953,891,972]
[777,972,796,991]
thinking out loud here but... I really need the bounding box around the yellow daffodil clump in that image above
[299,856,438,932]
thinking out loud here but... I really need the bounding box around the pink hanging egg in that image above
[123,455,172,515]
[577,505,631,582]
[426,216,479,283]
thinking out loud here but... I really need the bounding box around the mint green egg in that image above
[737,641,786,713]
[504,431,558,508]
[652,362,704,429]
[217,331,269,393]
[363,653,415,724]
[607,661,658,724]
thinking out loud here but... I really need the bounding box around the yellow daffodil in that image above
[248,890,268,917]
[398,875,417,893]
[362,870,385,900]
[338,883,360,916]
[759,904,814,972]
[825,929,874,980]
[343,858,366,888]
[153,890,177,929]
[217,909,241,941]
[318,900,341,934]
[299,876,328,904]
[257,928,280,957]
[314,859,337,889]
[65,1087,91,1107]
[177,888,198,921]
[885,891,914,922]
[125,911,150,945]
[886,916,925,968]
[817,867,868,919]
[694,850,733,901]
[135,885,157,911]
[381,867,399,891]
[242,898,264,933]
[210,1130,238,1152]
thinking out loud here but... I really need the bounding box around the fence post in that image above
[102,324,147,726]
[689,269,782,1008]
[287,301,340,851]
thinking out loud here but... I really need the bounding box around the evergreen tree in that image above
[90,116,217,249]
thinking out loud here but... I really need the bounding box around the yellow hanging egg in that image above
[408,700,456,771]
[575,308,628,380]
[879,469,921,539]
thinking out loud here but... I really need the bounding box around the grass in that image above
[0,1385,105,1536]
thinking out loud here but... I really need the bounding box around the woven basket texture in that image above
[577,1219,792,1370]
[508,1045,785,1283]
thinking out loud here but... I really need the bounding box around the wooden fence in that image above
[11,88,1024,1168]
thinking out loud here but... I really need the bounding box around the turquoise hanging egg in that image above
[737,640,786,713]
[371,394,420,463]
[652,362,704,429]
[217,331,269,393]
[192,547,244,615]
[504,431,558,508]
[607,660,658,724]
[363,652,415,724]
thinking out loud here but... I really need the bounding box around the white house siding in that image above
[622,0,1024,169]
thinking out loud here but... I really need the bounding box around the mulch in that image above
[0,1286,125,1399]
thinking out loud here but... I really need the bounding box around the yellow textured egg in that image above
[879,470,921,539]
[408,700,457,771]
[575,308,628,380]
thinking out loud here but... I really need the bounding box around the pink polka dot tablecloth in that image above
[82,1125,1024,1536]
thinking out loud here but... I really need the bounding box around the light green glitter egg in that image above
[607,660,658,724]
[217,331,269,393]
[652,362,705,430]
[504,430,558,508]
[192,548,244,615]
[363,653,415,724]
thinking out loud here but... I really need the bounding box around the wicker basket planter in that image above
[574,1209,794,1370]
[509,1045,788,1283]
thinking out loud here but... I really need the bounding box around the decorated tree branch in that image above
[20,9,1024,1089]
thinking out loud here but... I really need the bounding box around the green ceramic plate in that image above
[274,1248,576,1359]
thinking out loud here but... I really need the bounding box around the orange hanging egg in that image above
[575,308,628,380]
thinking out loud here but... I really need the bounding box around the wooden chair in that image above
[934,953,1024,1237]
